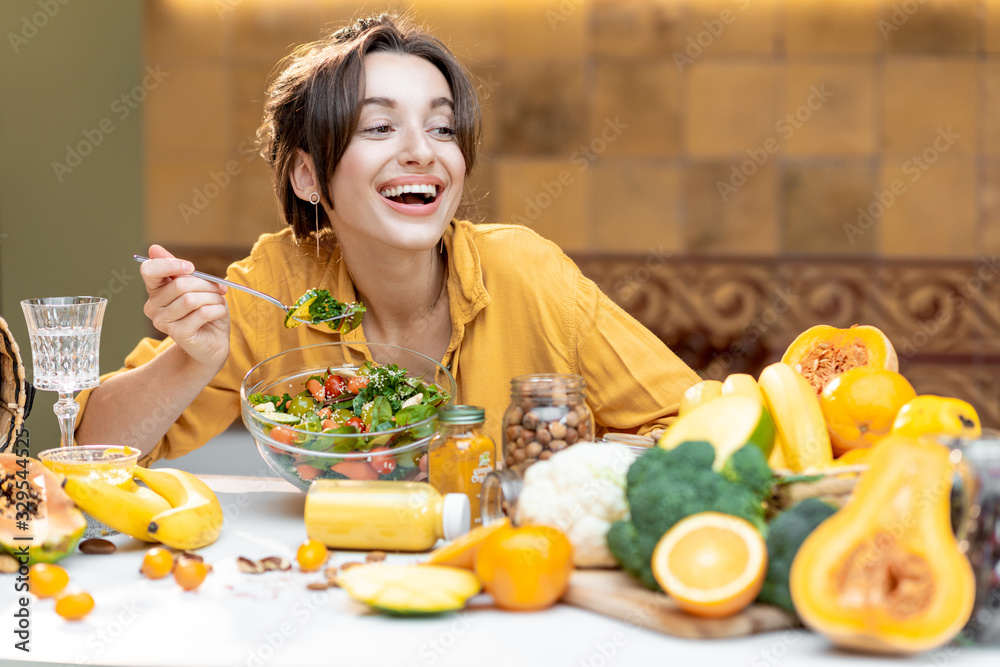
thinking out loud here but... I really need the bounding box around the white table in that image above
[2,474,998,667]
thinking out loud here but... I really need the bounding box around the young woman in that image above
[75,15,700,465]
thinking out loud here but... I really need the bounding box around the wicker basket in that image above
[0,315,33,453]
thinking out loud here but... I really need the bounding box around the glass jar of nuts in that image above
[501,373,594,469]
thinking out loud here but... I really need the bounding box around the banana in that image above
[133,467,224,550]
[62,476,172,542]
[758,362,834,472]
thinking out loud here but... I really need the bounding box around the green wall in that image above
[0,1,147,454]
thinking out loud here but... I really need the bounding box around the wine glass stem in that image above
[53,392,79,448]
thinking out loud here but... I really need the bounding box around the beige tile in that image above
[592,60,680,157]
[230,0,329,65]
[143,0,226,64]
[880,0,980,54]
[145,65,231,163]
[591,0,684,59]
[685,160,778,254]
[989,0,1000,53]
[880,157,976,256]
[146,161,235,246]
[883,58,977,157]
[983,161,1000,254]
[495,61,586,156]
[231,158,283,246]
[682,0,779,56]
[784,63,876,156]
[468,63,503,157]
[592,161,683,252]
[496,159,589,252]
[233,66,271,156]
[685,62,780,157]
[986,61,1000,155]
[786,0,880,55]
[782,160,879,254]
[500,0,587,60]
[420,0,504,63]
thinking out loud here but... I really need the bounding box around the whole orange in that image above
[474,523,573,611]
[820,366,916,455]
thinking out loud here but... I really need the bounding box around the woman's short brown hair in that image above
[257,14,481,240]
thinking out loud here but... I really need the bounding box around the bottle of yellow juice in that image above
[304,480,470,552]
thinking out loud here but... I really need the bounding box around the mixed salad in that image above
[283,288,366,334]
[248,361,450,484]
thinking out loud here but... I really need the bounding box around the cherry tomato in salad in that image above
[270,426,297,447]
[345,416,366,432]
[331,460,378,481]
[347,376,369,393]
[369,447,396,475]
[295,463,323,481]
[305,378,325,401]
[325,374,347,398]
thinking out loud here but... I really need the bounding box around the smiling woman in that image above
[73,14,700,466]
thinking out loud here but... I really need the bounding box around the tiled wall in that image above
[145,0,1000,258]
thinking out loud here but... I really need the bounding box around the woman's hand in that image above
[139,244,230,371]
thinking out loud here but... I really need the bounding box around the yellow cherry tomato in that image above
[28,563,69,598]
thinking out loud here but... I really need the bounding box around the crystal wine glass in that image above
[20,297,107,448]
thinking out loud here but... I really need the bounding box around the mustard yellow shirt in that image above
[78,221,700,465]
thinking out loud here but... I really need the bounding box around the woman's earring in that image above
[310,192,320,257]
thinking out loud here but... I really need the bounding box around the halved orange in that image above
[651,512,767,619]
[424,518,509,571]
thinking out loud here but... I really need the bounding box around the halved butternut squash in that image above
[789,434,975,655]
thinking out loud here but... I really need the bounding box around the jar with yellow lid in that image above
[427,405,496,529]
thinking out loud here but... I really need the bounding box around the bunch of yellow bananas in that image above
[62,466,223,550]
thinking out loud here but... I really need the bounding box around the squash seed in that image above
[237,556,265,574]
[261,556,291,572]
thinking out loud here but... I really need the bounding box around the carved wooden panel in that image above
[573,253,1000,428]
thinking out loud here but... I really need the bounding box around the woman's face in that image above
[327,51,466,254]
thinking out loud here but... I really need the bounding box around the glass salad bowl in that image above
[240,342,456,491]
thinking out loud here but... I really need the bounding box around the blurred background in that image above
[1,0,998,454]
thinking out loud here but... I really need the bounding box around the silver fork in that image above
[133,255,354,325]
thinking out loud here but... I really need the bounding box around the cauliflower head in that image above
[514,442,637,568]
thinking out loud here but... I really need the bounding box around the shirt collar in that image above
[442,220,491,325]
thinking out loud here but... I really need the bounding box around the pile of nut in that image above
[503,401,593,468]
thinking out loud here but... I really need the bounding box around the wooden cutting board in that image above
[563,570,799,639]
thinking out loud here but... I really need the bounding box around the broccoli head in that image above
[756,497,838,613]
[606,440,775,591]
